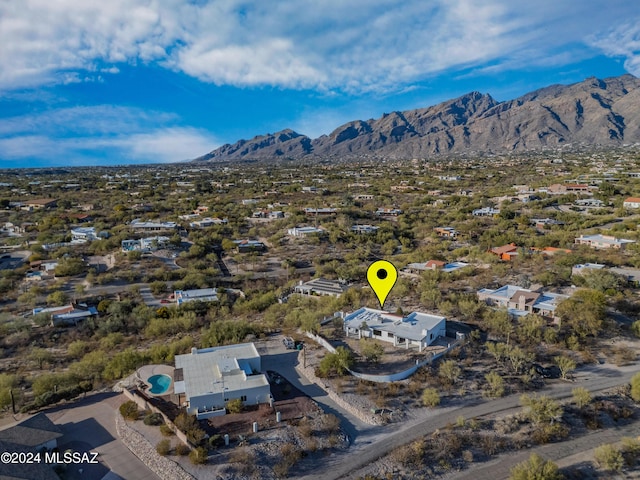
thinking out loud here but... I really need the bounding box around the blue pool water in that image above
[148,374,172,394]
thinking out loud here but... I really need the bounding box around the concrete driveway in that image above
[45,392,160,480]
[258,336,370,442]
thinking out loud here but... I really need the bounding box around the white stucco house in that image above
[343,307,446,352]
[173,343,271,419]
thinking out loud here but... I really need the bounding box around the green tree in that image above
[520,394,562,425]
[29,348,53,369]
[555,289,605,338]
[46,290,68,306]
[484,371,505,398]
[509,453,563,480]
[439,359,462,385]
[359,340,384,364]
[517,314,545,345]
[508,345,532,374]
[571,387,591,409]
[150,281,167,296]
[317,347,354,377]
[555,356,577,380]
[485,308,513,343]
[422,387,440,407]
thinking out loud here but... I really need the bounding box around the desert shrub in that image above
[509,453,562,480]
[594,443,623,472]
[156,439,171,456]
[160,424,175,436]
[173,412,205,444]
[632,372,640,402]
[208,434,224,449]
[391,439,426,468]
[319,413,340,434]
[317,346,354,377]
[621,437,640,466]
[143,412,164,426]
[228,448,254,474]
[571,387,592,409]
[462,450,474,463]
[175,443,190,456]
[189,446,208,465]
[531,423,569,444]
[612,346,637,366]
[484,371,506,398]
[298,417,313,438]
[422,388,440,407]
[226,398,243,414]
[119,401,140,420]
[481,434,502,456]
[279,443,302,471]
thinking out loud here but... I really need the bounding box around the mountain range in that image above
[194,74,640,162]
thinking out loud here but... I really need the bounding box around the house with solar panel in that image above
[343,307,446,352]
[294,278,350,297]
[173,343,271,419]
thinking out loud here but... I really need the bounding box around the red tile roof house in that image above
[489,243,519,261]
[623,197,640,209]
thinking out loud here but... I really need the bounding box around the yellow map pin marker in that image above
[367,260,398,309]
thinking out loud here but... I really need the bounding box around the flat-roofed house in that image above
[173,343,271,419]
[294,278,349,297]
[130,218,178,232]
[71,227,99,242]
[574,234,636,250]
[287,226,326,237]
[21,199,57,211]
[343,307,446,352]
[33,304,98,327]
[174,288,218,305]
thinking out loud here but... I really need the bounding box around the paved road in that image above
[295,361,639,480]
[45,392,160,480]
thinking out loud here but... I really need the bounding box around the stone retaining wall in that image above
[122,388,191,448]
[115,411,194,480]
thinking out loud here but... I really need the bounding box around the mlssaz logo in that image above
[45,451,99,464]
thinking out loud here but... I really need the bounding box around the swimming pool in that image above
[148,374,172,395]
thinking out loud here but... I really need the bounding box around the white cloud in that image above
[587,22,640,76]
[0,106,218,165]
[0,1,638,93]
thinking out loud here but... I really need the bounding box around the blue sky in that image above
[0,0,639,168]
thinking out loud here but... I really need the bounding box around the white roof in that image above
[344,307,446,342]
[174,343,268,400]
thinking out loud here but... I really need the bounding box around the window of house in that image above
[240,395,247,402]
[430,333,433,340]
[387,332,394,339]
[373,330,381,336]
